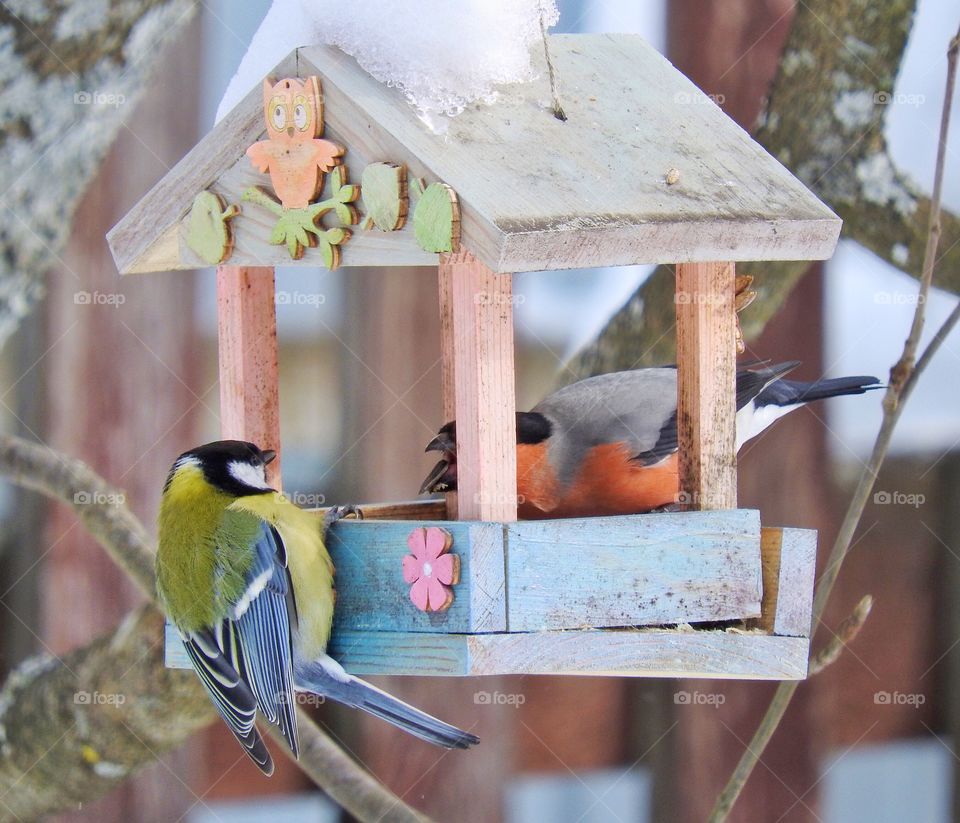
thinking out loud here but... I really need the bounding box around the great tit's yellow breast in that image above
[229,493,335,660]
[156,464,233,630]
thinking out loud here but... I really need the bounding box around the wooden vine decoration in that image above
[402,526,459,612]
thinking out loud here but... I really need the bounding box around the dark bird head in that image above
[166,440,277,497]
[421,422,458,494]
[419,413,552,495]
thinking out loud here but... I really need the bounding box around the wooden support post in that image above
[439,250,517,521]
[675,261,737,510]
[438,263,459,519]
[217,265,282,487]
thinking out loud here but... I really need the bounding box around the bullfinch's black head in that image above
[167,439,277,497]
[419,413,552,494]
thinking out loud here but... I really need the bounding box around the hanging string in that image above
[539,7,566,121]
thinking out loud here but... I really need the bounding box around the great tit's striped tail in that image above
[182,631,275,775]
[295,656,479,749]
[757,374,882,407]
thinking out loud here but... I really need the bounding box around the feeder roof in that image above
[108,34,840,275]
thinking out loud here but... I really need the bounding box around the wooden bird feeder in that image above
[108,35,839,680]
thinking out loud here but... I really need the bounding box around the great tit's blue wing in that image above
[181,625,273,775]
[227,521,299,759]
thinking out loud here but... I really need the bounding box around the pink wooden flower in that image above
[402,526,459,612]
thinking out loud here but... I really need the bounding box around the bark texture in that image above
[0,0,196,347]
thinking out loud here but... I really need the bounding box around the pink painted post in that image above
[438,250,517,521]
[216,265,282,488]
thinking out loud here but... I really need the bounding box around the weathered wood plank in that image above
[438,262,459,519]
[110,34,841,276]
[216,265,282,486]
[321,499,447,521]
[300,35,840,272]
[756,527,784,634]
[755,527,818,637]
[506,510,762,631]
[443,250,517,521]
[325,520,506,633]
[328,629,809,679]
[675,261,737,511]
[772,528,817,637]
[166,623,808,679]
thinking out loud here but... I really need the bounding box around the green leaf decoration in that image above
[412,182,460,253]
[186,191,239,264]
[360,162,407,231]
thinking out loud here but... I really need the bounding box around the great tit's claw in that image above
[322,504,363,542]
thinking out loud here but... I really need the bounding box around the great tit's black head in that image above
[167,440,277,496]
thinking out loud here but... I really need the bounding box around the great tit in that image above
[157,440,478,775]
[421,362,880,518]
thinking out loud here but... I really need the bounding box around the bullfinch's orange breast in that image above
[517,441,679,519]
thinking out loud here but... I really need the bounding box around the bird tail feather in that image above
[295,656,479,749]
[759,375,881,407]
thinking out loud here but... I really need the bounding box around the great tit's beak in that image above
[424,432,455,454]
[419,458,450,495]
[262,449,277,465]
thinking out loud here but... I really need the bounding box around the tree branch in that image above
[0,434,430,823]
[0,0,197,348]
[807,595,873,677]
[709,23,960,820]
[565,0,959,380]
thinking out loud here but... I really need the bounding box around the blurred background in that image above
[0,0,958,821]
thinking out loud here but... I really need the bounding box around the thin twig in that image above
[709,23,960,822]
[808,595,873,677]
[0,434,431,823]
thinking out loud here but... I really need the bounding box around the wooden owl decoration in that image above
[246,76,345,209]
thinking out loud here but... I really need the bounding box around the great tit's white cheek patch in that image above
[228,460,270,490]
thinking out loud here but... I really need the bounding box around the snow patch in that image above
[891,243,909,267]
[93,760,129,779]
[55,0,109,40]
[780,50,815,76]
[843,35,877,60]
[216,0,559,132]
[834,90,875,130]
[1,0,48,23]
[856,153,917,215]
